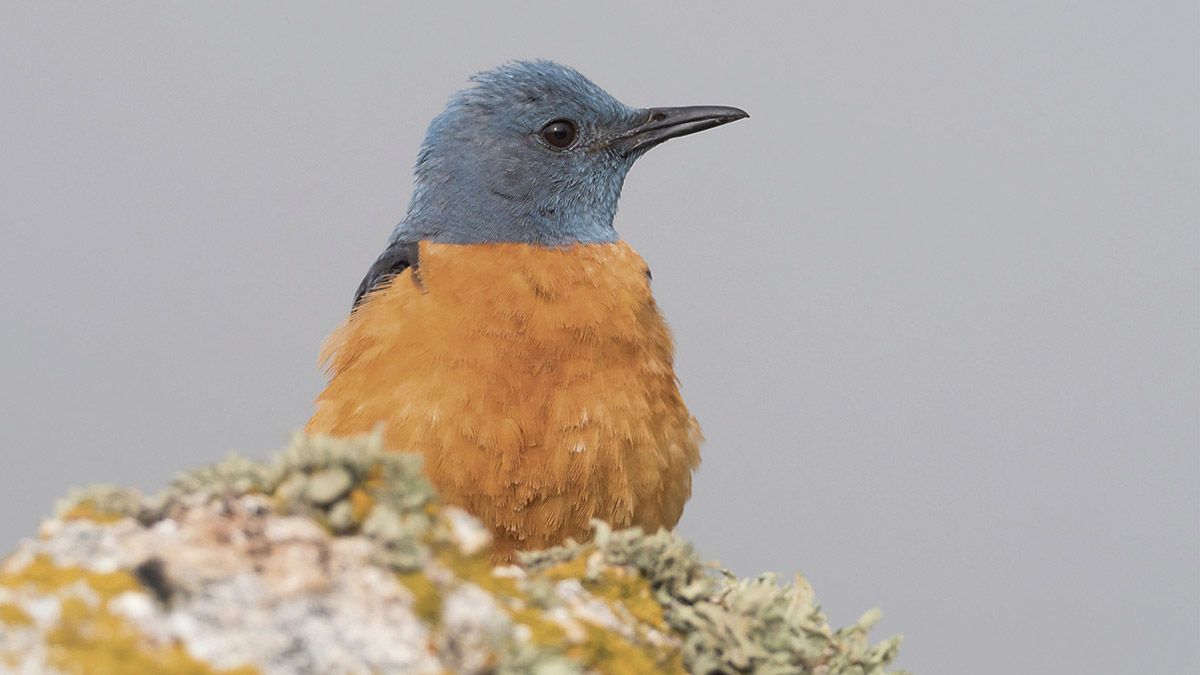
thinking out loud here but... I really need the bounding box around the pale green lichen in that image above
[55,484,147,524]
[56,433,435,558]
[522,522,904,675]
[164,452,277,502]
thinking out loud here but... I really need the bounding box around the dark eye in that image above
[540,119,577,148]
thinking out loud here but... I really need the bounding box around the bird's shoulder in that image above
[352,238,653,312]
[352,239,420,310]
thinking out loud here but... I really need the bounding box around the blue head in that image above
[394,61,746,246]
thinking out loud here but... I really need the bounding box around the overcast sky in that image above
[2,3,1197,673]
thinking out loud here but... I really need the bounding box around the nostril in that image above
[650,112,666,122]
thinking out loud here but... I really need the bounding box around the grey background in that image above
[1,2,1196,672]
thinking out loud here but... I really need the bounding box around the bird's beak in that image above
[610,105,749,157]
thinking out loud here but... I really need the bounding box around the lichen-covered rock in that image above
[0,434,904,674]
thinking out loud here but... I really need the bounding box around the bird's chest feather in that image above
[313,240,680,446]
[414,240,661,363]
[309,240,699,553]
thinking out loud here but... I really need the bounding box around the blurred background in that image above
[1,3,1196,672]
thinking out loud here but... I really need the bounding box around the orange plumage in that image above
[306,240,701,561]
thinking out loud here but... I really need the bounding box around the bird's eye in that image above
[540,119,577,148]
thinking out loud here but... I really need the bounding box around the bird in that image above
[306,60,746,561]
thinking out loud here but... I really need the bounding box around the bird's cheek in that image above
[489,167,535,202]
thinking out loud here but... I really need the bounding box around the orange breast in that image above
[306,240,701,560]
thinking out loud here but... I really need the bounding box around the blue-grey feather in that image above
[392,61,646,246]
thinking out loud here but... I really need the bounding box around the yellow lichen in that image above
[361,465,385,495]
[584,569,669,633]
[348,488,374,523]
[533,553,671,631]
[437,548,520,600]
[509,604,567,645]
[520,549,684,672]
[48,596,258,675]
[399,538,527,626]
[397,571,443,625]
[538,553,592,584]
[0,601,32,627]
[59,502,127,525]
[1,556,256,674]
[0,555,139,598]
[569,622,683,675]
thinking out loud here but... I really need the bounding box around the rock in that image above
[0,434,903,674]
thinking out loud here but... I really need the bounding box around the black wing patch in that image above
[352,240,421,311]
